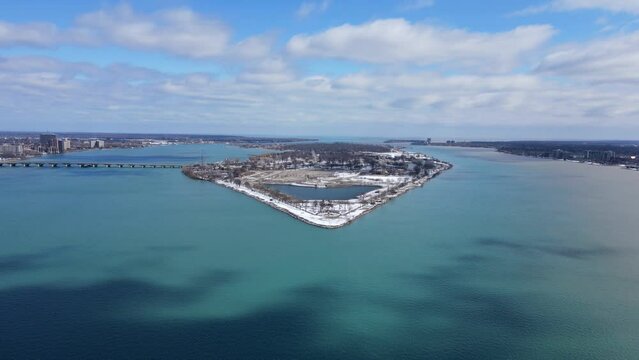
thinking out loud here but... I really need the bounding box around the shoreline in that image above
[0,144,153,164]
[189,162,451,229]
[496,149,639,171]
[423,145,638,172]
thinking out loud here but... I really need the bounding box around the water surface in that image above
[267,184,380,200]
[1,144,638,359]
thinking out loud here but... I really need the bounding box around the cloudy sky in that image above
[1,0,639,139]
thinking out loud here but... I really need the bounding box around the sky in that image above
[1,0,639,139]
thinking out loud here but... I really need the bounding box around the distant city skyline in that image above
[2,0,639,139]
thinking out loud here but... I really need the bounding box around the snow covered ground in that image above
[214,161,451,228]
[217,180,363,228]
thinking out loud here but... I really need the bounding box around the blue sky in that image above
[1,0,639,139]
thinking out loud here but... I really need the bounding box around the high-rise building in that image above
[58,138,71,153]
[40,134,58,154]
[87,140,105,149]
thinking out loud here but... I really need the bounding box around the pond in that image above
[266,184,381,200]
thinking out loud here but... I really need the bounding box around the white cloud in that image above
[0,4,271,60]
[2,55,639,136]
[73,5,230,58]
[1,5,639,137]
[399,0,435,11]
[556,0,639,13]
[0,21,59,47]
[231,34,275,59]
[287,19,555,71]
[514,0,639,15]
[536,31,639,83]
[237,57,296,84]
[296,0,330,19]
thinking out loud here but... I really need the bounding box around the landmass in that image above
[0,131,314,162]
[182,143,451,228]
[386,139,639,171]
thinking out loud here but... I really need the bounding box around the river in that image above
[1,143,638,359]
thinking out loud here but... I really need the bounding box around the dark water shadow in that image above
[455,254,489,263]
[0,274,389,360]
[393,270,540,332]
[146,244,197,253]
[105,245,198,274]
[477,238,620,260]
[0,245,75,274]
[0,265,568,360]
[0,269,285,359]
[382,256,551,359]
[379,236,626,358]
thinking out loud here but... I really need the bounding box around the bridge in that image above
[0,162,183,169]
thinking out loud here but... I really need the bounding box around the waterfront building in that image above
[39,134,59,154]
[0,144,23,156]
[87,140,105,149]
[586,150,616,162]
[58,139,71,153]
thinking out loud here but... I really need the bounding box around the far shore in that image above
[422,144,639,172]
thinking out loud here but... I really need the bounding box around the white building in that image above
[58,139,71,152]
[86,140,105,149]
[0,144,23,156]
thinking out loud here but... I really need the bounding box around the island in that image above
[182,143,451,228]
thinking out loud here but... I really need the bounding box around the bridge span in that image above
[0,162,183,169]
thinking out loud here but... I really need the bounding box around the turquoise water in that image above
[267,184,380,200]
[1,144,639,359]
